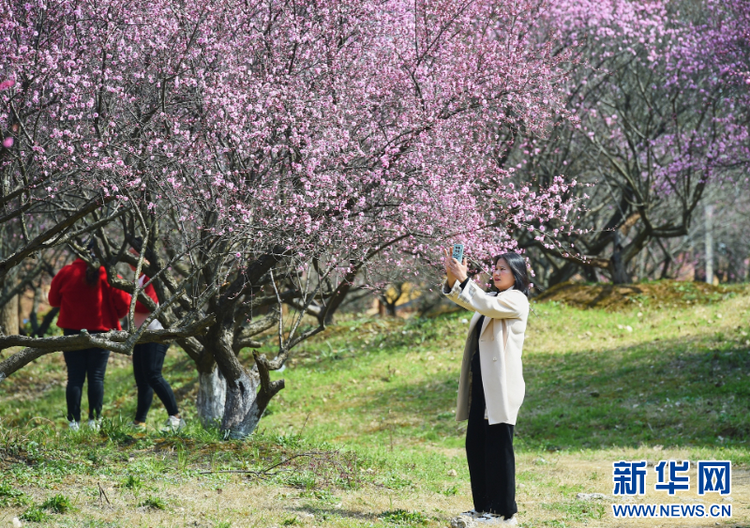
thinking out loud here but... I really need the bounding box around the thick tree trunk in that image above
[221,370,262,439]
[705,204,714,284]
[218,352,285,440]
[582,266,598,282]
[659,256,672,280]
[610,233,630,284]
[196,367,226,427]
[610,253,630,284]
[205,246,289,438]
[547,260,580,287]
[637,247,647,280]
[0,294,19,335]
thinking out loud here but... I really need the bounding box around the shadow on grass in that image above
[349,333,749,451]
[520,333,749,451]
[288,504,378,523]
[287,504,435,526]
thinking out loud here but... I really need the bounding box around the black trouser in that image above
[62,329,110,422]
[466,343,517,519]
[132,342,179,422]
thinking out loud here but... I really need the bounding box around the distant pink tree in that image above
[0,0,578,436]
[505,0,750,285]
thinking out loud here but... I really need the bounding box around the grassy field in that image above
[1,282,749,527]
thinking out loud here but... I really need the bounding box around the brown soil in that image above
[534,280,750,311]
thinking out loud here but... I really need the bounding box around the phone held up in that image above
[452,243,464,263]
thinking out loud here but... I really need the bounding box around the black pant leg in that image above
[133,344,154,422]
[484,422,518,518]
[63,350,87,422]
[85,348,110,420]
[147,343,179,416]
[466,393,489,511]
[136,342,179,419]
[466,337,489,512]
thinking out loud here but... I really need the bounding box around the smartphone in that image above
[452,243,464,262]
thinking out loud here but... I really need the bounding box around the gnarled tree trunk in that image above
[216,336,284,439]
[221,370,262,439]
[196,367,226,427]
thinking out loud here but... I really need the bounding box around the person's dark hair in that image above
[83,238,100,287]
[85,264,100,287]
[492,252,531,297]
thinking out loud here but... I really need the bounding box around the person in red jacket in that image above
[48,258,130,431]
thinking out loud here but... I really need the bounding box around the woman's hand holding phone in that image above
[443,246,468,287]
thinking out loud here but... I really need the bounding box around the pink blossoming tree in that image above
[0,0,579,437]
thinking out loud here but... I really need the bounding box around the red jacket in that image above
[48,259,131,331]
[135,275,159,314]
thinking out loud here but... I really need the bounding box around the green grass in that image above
[0,480,29,507]
[262,301,750,458]
[20,505,50,522]
[0,285,749,526]
[137,495,166,510]
[380,509,428,526]
[41,493,73,514]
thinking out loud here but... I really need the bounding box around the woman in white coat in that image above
[443,249,530,525]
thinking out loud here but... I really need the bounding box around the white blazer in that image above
[443,279,529,425]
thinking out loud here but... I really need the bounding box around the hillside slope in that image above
[0,283,748,527]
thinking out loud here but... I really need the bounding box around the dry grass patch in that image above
[535,280,749,311]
